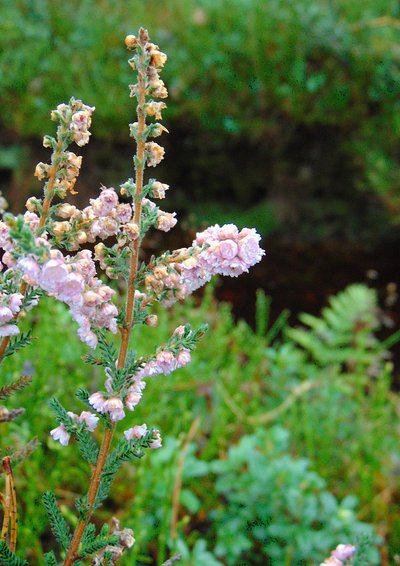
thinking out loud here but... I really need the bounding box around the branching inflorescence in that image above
[0,28,265,564]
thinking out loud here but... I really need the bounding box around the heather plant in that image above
[0,28,265,564]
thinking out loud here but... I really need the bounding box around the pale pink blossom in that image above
[8,293,23,314]
[320,544,357,566]
[2,252,16,268]
[77,411,99,431]
[40,259,69,293]
[150,430,162,449]
[57,273,85,302]
[0,306,13,323]
[106,397,125,422]
[176,349,191,368]
[124,424,148,441]
[115,203,133,223]
[18,257,40,285]
[23,211,40,231]
[88,392,108,413]
[0,324,19,337]
[78,328,98,348]
[332,545,356,561]
[125,391,142,411]
[50,425,70,446]
[219,239,239,260]
[156,211,177,232]
[128,380,146,394]
[173,325,186,338]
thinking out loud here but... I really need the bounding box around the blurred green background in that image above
[1,1,400,564]
[1,0,400,236]
[2,0,400,318]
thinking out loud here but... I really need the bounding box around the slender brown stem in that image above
[1,457,17,551]
[63,29,149,565]
[0,139,63,365]
[63,426,115,566]
[117,45,146,369]
[170,418,200,539]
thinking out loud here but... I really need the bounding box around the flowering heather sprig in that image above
[16,248,118,348]
[142,223,264,306]
[0,27,265,566]
[50,411,99,447]
[0,98,94,350]
[50,186,136,252]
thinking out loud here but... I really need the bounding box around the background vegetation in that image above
[1,0,400,236]
[1,284,399,564]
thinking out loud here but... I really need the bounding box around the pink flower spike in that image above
[88,391,107,413]
[50,425,70,446]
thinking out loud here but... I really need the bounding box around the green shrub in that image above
[1,283,398,562]
[1,0,400,210]
[209,427,379,565]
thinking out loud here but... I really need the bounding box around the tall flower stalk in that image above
[1,27,264,565]
[63,28,151,565]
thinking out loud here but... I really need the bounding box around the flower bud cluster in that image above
[134,345,191,379]
[51,186,136,250]
[127,32,168,178]
[127,32,168,98]
[35,100,94,200]
[34,151,83,198]
[50,410,99,446]
[88,379,146,422]
[0,220,16,270]
[51,100,95,147]
[141,197,177,234]
[144,223,265,304]
[92,517,136,565]
[320,544,357,566]
[17,249,117,348]
[86,324,196,426]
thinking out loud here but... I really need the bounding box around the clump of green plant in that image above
[208,427,378,565]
